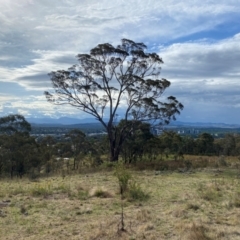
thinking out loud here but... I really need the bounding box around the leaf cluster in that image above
[0,114,31,135]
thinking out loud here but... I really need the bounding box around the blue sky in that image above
[0,0,240,124]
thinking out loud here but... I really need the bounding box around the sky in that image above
[0,0,240,124]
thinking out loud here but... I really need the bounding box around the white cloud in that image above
[0,50,76,90]
[0,94,88,119]
[0,0,240,123]
[1,0,239,54]
[159,34,240,113]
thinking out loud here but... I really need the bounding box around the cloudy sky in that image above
[0,0,240,124]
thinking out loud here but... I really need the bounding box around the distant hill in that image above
[27,117,100,125]
[169,121,240,128]
[27,117,240,128]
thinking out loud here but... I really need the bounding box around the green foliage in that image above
[100,161,117,169]
[72,184,89,200]
[222,134,236,156]
[230,192,240,208]
[114,162,150,232]
[28,171,40,181]
[114,162,149,201]
[76,190,89,200]
[92,188,112,198]
[158,131,183,157]
[127,181,150,201]
[11,185,26,195]
[1,114,240,178]
[65,129,88,169]
[184,160,192,170]
[196,133,215,155]
[29,181,73,198]
[0,114,31,134]
[218,155,227,167]
[0,131,42,178]
[54,183,71,194]
[120,120,154,163]
[198,183,222,202]
[186,203,200,211]
[114,162,131,196]
[45,39,183,162]
[30,184,53,197]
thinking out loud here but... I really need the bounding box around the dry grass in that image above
[1,157,240,239]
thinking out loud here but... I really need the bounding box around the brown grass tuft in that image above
[184,222,211,240]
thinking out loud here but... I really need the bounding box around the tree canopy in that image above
[45,39,183,161]
[0,114,31,135]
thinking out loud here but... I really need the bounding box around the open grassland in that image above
[1,157,240,239]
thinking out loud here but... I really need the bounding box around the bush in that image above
[198,183,222,202]
[100,161,118,170]
[218,155,227,167]
[114,162,131,196]
[192,157,209,168]
[187,223,210,240]
[92,188,113,198]
[184,160,192,170]
[28,171,40,181]
[229,192,240,208]
[72,184,89,200]
[76,190,89,200]
[30,184,53,197]
[127,181,150,201]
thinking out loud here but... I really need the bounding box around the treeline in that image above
[146,131,240,158]
[0,114,239,178]
[0,114,104,178]
[119,126,240,163]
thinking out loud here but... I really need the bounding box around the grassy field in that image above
[1,157,240,239]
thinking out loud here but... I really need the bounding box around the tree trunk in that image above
[110,142,120,162]
[109,136,121,162]
[107,125,125,162]
[73,156,76,170]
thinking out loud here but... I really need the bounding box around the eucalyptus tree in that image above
[196,133,215,155]
[45,39,183,161]
[65,129,88,169]
[182,136,195,155]
[0,114,31,134]
[38,135,56,164]
[158,131,183,158]
[220,134,236,156]
[0,114,43,177]
[120,120,154,163]
[0,131,41,178]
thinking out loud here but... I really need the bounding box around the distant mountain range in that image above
[26,117,240,128]
[27,117,100,125]
[170,121,240,128]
